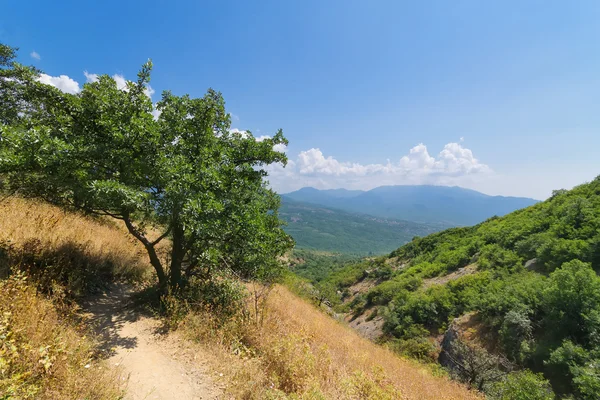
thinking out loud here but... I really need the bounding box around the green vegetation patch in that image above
[318,177,600,398]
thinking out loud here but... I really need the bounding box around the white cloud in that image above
[151,106,161,120]
[265,142,492,193]
[436,142,489,175]
[112,74,128,90]
[30,51,41,61]
[144,84,155,98]
[37,73,81,94]
[38,70,155,99]
[84,71,99,83]
[273,143,288,152]
[230,128,250,138]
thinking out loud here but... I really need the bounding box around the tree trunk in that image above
[123,215,168,291]
[170,221,185,291]
[145,242,168,290]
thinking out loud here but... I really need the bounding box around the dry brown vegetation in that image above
[0,197,145,399]
[179,285,481,399]
[0,273,124,399]
[0,197,154,294]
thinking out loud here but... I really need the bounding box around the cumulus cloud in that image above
[84,71,99,83]
[265,142,492,193]
[151,106,161,120]
[30,51,41,61]
[38,70,155,100]
[297,148,375,175]
[37,74,81,94]
[273,143,288,152]
[144,84,155,98]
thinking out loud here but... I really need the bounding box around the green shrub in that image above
[478,244,522,271]
[489,370,554,400]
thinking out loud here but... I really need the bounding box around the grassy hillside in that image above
[0,197,152,295]
[320,177,600,399]
[0,198,151,399]
[280,198,446,254]
[0,276,124,399]
[283,185,538,225]
[1,197,478,399]
[178,282,480,399]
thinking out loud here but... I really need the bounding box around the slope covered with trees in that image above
[280,198,447,254]
[318,177,600,399]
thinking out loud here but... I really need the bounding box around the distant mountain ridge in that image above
[282,185,538,226]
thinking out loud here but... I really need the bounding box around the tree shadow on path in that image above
[83,284,151,358]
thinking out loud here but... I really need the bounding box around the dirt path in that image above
[83,285,222,400]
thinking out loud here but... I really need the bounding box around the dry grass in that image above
[0,273,124,399]
[0,197,479,399]
[180,284,482,399]
[0,197,154,295]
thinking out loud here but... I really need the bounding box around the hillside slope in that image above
[321,176,600,398]
[280,198,446,254]
[283,185,539,225]
[0,197,478,399]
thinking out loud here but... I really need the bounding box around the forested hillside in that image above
[280,198,446,254]
[317,177,600,399]
[284,185,538,225]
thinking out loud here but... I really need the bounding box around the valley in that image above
[279,197,448,254]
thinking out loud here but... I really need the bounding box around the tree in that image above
[543,260,600,345]
[0,44,293,291]
[442,339,508,392]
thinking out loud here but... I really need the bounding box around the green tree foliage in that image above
[489,370,554,400]
[0,43,293,291]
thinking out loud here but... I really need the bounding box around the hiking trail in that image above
[84,285,222,400]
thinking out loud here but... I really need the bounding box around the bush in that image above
[444,339,506,392]
[389,336,438,361]
[478,244,522,271]
[489,370,554,400]
[162,274,248,328]
[499,308,534,362]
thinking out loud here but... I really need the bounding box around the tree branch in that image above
[151,225,172,246]
[123,214,150,245]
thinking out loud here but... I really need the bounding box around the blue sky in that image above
[2,0,600,199]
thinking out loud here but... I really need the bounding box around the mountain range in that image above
[282,185,539,226]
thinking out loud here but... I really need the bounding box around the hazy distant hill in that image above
[283,185,538,226]
[279,198,447,254]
